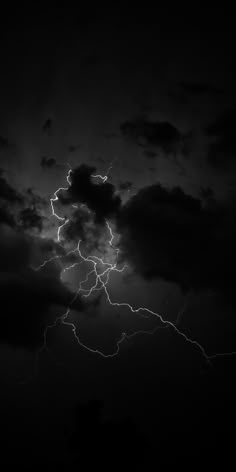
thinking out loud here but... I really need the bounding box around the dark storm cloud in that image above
[24,187,47,207]
[0,268,84,350]
[0,207,15,227]
[0,169,22,203]
[205,110,236,170]
[56,163,236,302]
[116,183,236,299]
[0,225,32,272]
[0,224,84,350]
[0,170,24,228]
[62,205,92,243]
[18,190,47,233]
[0,170,47,233]
[178,81,223,97]
[19,207,43,232]
[0,170,86,350]
[60,164,121,224]
[120,117,188,155]
[40,156,57,169]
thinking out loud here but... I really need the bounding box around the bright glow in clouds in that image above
[34,164,236,366]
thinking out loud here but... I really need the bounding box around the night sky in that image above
[1,6,236,468]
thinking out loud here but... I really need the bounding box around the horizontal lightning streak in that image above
[91,160,114,183]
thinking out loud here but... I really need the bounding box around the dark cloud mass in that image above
[1,8,236,468]
[19,207,43,232]
[0,170,23,229]
[60,164,121,224]
[0,169,84,350]
[0,224,84,349]
[56,162,236,305]
[0,169,22,204]
[0,207,15,227]
[0,171,45,234]
[116,183,236,300]
[0,269,81,349]
[62,205,94,244]
[120,117,187,155]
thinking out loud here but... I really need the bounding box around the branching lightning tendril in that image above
[34,163,234,368]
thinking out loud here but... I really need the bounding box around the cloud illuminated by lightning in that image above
[34,161,236,367]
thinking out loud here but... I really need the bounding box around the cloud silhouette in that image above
[120,117,187,155]
[0,169,22,204]
[0,223,84,350]
[116,183,236,300]
[59,164,121,224]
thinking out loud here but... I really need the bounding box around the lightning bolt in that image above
[34,162,236,369]
[91,159,115,183]
[49,166,72,241]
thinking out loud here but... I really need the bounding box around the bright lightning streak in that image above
[91,159,115,183]
[35,162,236,367]
[50,167,72,242]
[33,244,80,272]
[51,238,211,361]
[33,253,63,271]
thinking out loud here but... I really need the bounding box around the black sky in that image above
[1,6,236,468]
